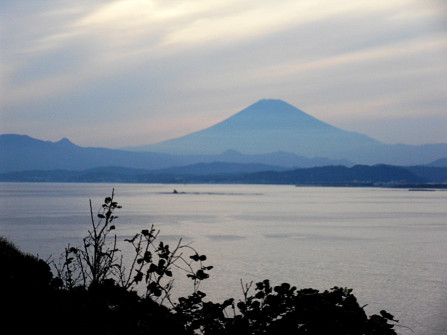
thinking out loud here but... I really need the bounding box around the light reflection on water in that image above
[1,182,446,334]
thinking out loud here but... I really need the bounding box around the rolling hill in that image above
[2,163,445,186]
[0,134,348,173]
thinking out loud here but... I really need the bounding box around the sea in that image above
[0,182,446,334]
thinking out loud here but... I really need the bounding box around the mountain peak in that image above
[243,98,304,114]
[129,99,381,156]
[216,98,331,132]
[252,98,290,106]
[56,138,75,146]
[221,149,244,156]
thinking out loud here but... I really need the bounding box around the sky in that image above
[1,0,447,148]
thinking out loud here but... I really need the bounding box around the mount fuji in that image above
[129,99,447,166]
[132,99,380,157]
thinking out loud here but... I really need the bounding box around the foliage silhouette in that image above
[0,190,400,335]
[174,280,400,335]
[53,189,212,306]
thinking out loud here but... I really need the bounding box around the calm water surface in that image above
[0,183,446,334]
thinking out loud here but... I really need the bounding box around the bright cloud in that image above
[1,0,446,146]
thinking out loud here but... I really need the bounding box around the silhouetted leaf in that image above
[237,301,246,312]
[255,291,265,299]
[190,254,200,262]
[143,251,152,262]
[196,291,206,298]
[134,271,143,283]
[196,269,209,280]
[141,229,150,237]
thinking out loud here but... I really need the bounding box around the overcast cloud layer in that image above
[1,0,446,148]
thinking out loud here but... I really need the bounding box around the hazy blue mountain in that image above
[341,143,447,166]
[231,164,427,185]
[0,162,286,182]
[3,164,441,185]
[0,134,185,173]
[215,149,353,167]
[129,99,447,166]
[2,99,447,171]
[0,134,351,173]
[132,99,380,157]
[149,162,289,175]
[428,157,447,167]
[407,166,447,183]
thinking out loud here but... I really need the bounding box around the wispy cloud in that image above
[1,0,446,146]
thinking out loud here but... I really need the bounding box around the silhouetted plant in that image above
[115,223,212,305]
[52,189,212,306]
[174,279,400,335]
[52,191,121,289]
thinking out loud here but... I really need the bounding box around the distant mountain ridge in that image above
[0,134,180,173]
[2,99,447,171]
[2,163,445,185]
[429,157,447,167]
[1,133,446,184]
[0,134,348,173]
[128,99,447,166]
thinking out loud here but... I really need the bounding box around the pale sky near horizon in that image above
[1,0,446,148]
